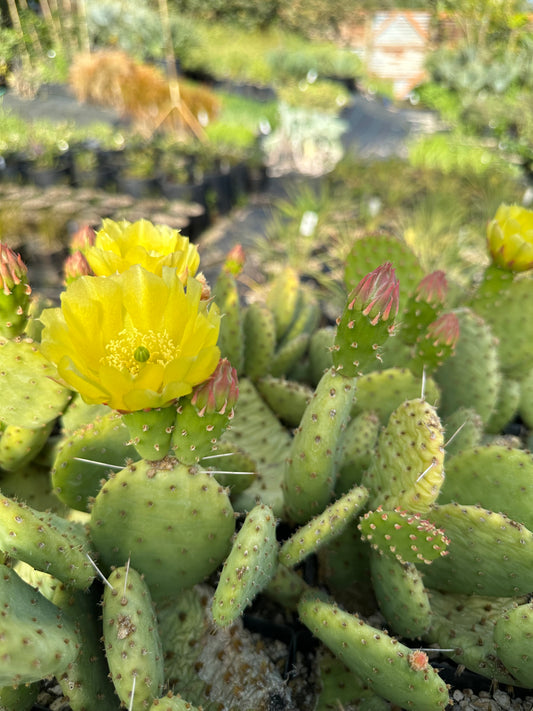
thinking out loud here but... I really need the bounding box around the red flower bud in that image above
[190,358,239,416]
[70,224,96,253]
[223,244,246,276]
[0,244,31,296]
[348,261,399,325]
[415,270,447,307]
[64,251,92,285]
[427,313,460,348]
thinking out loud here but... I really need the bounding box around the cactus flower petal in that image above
[84,218,200,280]
[40,265,220,412]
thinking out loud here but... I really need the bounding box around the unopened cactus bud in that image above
[349,261,399,325]
[70,224,96,252]
[333,262,399,376]
[64,251,91,285]
[223,244,245,275]
[408,312,460,376]
[415,271,447,307]
[0,244,31,338]
[427,312,460,348]
[190,358,239,416]
[400,271,447,348]
[487,203,533,272]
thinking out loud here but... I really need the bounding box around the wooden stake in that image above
[155,0,206,140]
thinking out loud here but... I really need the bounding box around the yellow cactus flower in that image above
[84,218,200,280]
[487,203,533,272]
[40,265,220,412]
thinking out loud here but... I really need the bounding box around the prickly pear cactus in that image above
[3,206,533,710]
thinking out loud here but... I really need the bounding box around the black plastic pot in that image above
[96,149,126,189]
[116,175,162,199]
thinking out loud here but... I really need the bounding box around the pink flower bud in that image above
[223,244,246,275]
[70,224,96,253]
[0,244,31,296]
[427,313,460,348]
[64,251,92,285]
[348,261,399,325]
[190,358,239,416]
[415,270,447,306]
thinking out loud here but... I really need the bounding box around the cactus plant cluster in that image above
[0,205,532,711]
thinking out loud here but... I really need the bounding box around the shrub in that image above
[68,51,220,136]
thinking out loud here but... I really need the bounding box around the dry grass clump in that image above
[69,50,220,136]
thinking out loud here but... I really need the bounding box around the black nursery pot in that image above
[0,152,21,183]
[96,149,126,189]
[116,175,162,199]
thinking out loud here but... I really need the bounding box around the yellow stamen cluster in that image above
[103,328,179,375]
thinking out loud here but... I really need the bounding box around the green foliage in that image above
[277,79,351,114]
[86,0,200,62]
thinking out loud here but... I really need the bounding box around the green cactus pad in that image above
[0,496,95,589]
[308,326,335,385]
[359,507,449,565]
[344,234,424,317]
[336,410,380,494]
[156,587,210,699]
[242,302,276,380]
[149,694,203,710]
[52,410,134,511]
[493,601,533,687]
[279,485,369,568]
[172,398,232,466]
[265,266,302,341]
[0,564,79,686]
[0,462,68,514]
[317,521,375,615]
[333,292,395,377]
[434,309,501,424]
[370,550,432,639]
[0,338,72,427]
[89,458,235,599]
[298,593,449,711]
[212,503,278,627]
[283,368,356,523]
[202,441,256,495]
[103,565,164,710]
[423,503,533,596]
[0,682,39,711]
[427,588,521,685]
[470,271,533,381]
[265,563,310,611]
[0,420,53,471]
[314,648,390,711]
[52,584,118,710]
[442,407,483,457]
[255,375,313,427]
[279,290,320,347]
[350,367,440,423]
[518,367,533,429]
[363,398,445,513]
[439,446,533,530]
[223,378,292,516]
[213,268,244,374]
[270,332,310,378]
[122,406,177,461]
[60,394,112,436]
[485,377,521,434]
